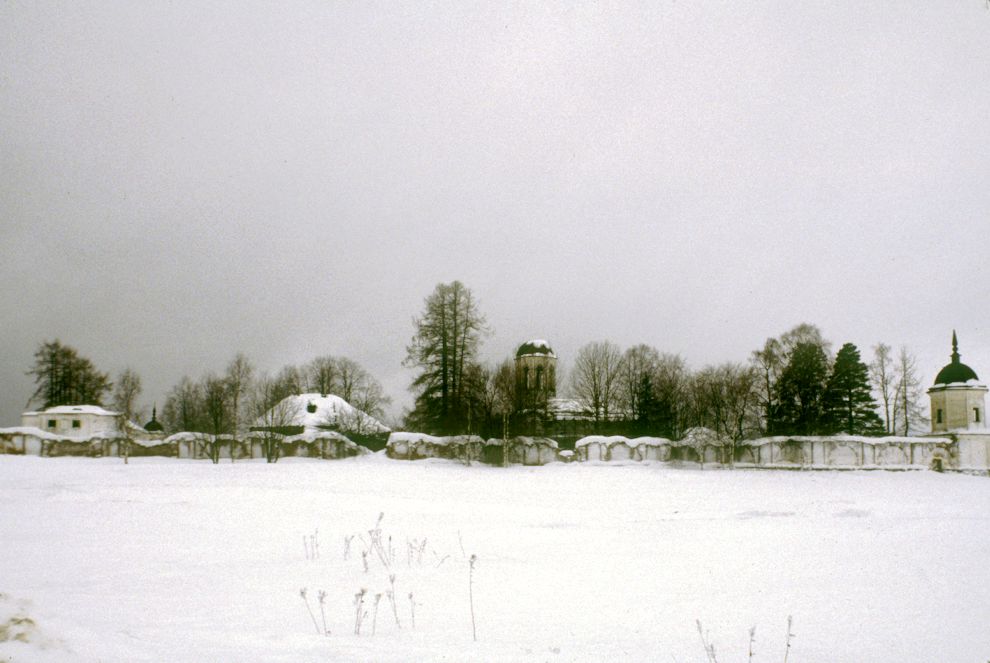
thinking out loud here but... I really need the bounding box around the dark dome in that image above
[144,407,164,432]
[933,332,980,385]
[516,339,555,358]
[934,362,979,385]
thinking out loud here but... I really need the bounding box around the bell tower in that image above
[514,339,557,415]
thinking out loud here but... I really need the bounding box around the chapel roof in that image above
[933,331,980,385]
[144,406,164,432]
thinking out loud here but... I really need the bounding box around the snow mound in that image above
[256,393,389,434]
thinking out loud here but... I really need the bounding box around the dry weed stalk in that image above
[371,593,382,635]
[386,574,402,628]
[469,554,477,642]
[317,590,329,636]
[696,619,718,663]
[353,588,367,635]
[783,615,795,663]
[299,588,320,634]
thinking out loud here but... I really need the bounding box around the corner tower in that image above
[928,331,987,432]
[515,339,557,413]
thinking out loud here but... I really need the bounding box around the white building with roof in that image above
[20,405,125,438]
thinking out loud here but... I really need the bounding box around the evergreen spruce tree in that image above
[823,343,885,435]
[634,372,663,436]
[775,341,830,435]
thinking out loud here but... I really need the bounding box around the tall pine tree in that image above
[823,342,885,435]
[775,341,829,435]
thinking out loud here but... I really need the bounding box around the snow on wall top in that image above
[575,435,672,448]
[573,433,953,449]
[387,432,485,447]
[256,393,389,434]
[282,430,358,446]
[0,426,70,441]
[0,426,129,442]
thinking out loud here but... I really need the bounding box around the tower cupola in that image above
[928,331,987,433]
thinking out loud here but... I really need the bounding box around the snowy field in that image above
[1,455,988,662]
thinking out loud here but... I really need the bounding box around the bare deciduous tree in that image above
[751,337,783,434]
[162,376,204,434]
[307,356,338,397]
[870,343,895,434]
[252,374,295,463]
[202,374,229,463]
[693,363,760,452]
[224,352,254,437]
[112,367,143,464]
[112,367,143,424]
[570,340,623,429]
[642,353,688,438]
[892,346,927,436]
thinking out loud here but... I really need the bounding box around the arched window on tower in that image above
[523,366,530,389]
[536,366,543,391]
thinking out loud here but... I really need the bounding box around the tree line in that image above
[25,341,390,437]
[159,354,391,437]
[402,284,929,440]
[25,281,930,441]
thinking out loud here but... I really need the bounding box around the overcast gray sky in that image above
[2,1,989,426]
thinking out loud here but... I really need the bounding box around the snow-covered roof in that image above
[23,405,120,417]
[547,398,592,420]
[930,378,987,389]
[255,393,389,434]
[547,398,630,421]
[516,339,556,358]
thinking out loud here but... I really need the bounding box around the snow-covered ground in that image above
[1,455,987,662]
